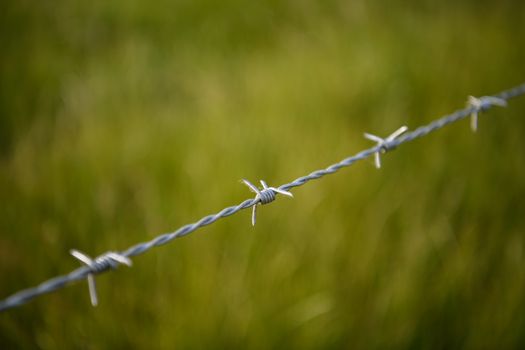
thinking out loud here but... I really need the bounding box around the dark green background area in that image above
[1,0,525,348]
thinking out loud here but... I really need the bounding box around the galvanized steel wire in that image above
[1,83,525,312]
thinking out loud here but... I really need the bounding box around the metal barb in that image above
[242,179,293,226]
[467,95,507,132]
[70,249,132,306]
[364,126,408,169]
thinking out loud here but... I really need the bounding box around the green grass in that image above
[1,0,525,348]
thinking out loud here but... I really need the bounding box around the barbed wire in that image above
[1,83,525,312]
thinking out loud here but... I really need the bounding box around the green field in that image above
[1,0,525,348]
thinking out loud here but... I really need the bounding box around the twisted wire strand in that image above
[1,82,524,312]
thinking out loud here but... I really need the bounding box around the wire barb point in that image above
[364,126,408,169]
[70,249,132,306]
[467,95,507,132]
[242,179,293,226]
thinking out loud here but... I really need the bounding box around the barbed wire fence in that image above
[1,83,525,312]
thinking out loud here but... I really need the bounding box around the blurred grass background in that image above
[1,0,525,348]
